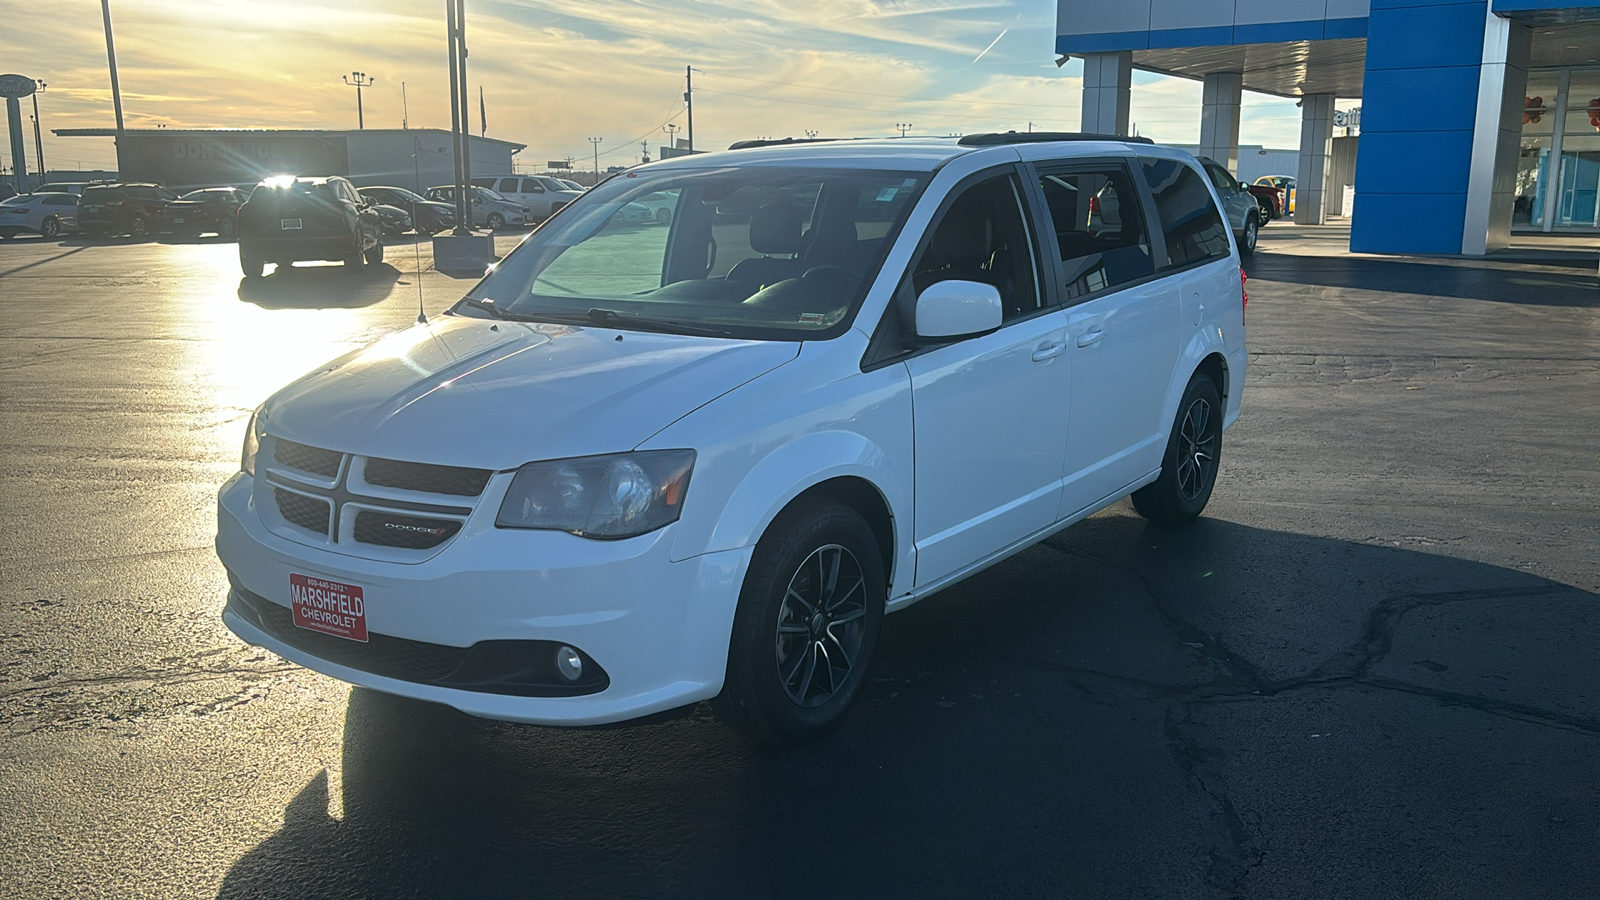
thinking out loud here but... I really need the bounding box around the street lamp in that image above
[895,123,913,137]
[342,71,376,129]
[588,136,602,184]
[805,129,818,139]
[31,81,46,185]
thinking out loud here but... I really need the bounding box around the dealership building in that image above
[1057,0,1600,253]
[51,128,525,193]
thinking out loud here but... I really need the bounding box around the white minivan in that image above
[217,133,1247,744]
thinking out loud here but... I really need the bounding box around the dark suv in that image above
[236,176,383,277]
[77,183,180,237]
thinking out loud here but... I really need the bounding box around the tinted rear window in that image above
[81,187,118,202]
[1140,158,1230,267]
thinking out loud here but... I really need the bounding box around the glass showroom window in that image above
[1517,67,1600,233]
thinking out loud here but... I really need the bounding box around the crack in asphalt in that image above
[0,661,297,700]
[1164,704,1265,897]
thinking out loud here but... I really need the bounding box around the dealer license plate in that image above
[171,217,185,224]
[280,218,302,230]
[84,205,103,212]
[289,573,368,642]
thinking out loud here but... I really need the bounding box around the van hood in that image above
[263,314,799,470]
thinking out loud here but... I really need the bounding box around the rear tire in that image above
[1131,373,1222,524]
[217,216,236,239]
[0,227,18,240]
[1238,213,1259,256]
[713,498,886,746]
[345,236,366,270]
[239,248,264,278]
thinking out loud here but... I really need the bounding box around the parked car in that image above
[470,175,581,220]
[165,187,248,238]
[1197,158,1262,254]
[236,175,383,277]
[368,203,413,237]
[0,192,80,238]
[555,178,586,192]
[425,185,530,229]
[632,190,678,225]
[77,182,180,237]
[38,182,106,198]
[217,133,1246,745]
[1245,182,1283,222]
[1255,175,1296,216]
[358,186,456,234]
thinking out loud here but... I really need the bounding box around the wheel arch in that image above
[780,476,896,587]
[1196,351,1228,411]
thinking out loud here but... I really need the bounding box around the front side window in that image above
[522,179,546,193]
[908,173,1039,321]
[458,166,929,341]
[498,178,519,193]
[1036,167,1153,300]
[1140,158,1231,268]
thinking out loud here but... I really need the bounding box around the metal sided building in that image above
[1057,0,1600,253]
[51,128,526,193]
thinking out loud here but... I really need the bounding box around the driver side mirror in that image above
[915,280,1003,341]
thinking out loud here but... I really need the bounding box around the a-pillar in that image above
[1297,94,1337,224]
[1197,72,1243,171]
[1079,52,1131,136]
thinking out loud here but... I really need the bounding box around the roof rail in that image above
[958,131,1154,146]
[726,137,841,150]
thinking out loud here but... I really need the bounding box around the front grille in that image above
[273,439,342,478]
[275,488,331,534]
[353,510,462,549]
[364,457,493,496]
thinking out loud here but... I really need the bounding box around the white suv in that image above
[217,133,1246,744]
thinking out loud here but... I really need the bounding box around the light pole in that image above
[804,129,818,139]
[895,123,913,137]
[100,0,125,132]
[342,71,375,129]
[663,123,678,150]
[588,137,602,184]
[31,81,46,185]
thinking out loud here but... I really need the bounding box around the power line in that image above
[692,88,1038,122]
[697,69,1081,111]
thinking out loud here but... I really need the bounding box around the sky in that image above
[1,0,1318,176]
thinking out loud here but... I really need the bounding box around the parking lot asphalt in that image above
[1,228,1597,899]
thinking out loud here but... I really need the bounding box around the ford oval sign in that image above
[0,74,37,99]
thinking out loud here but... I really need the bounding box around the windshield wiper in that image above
[455,297,513,320]
[583,307,733,338]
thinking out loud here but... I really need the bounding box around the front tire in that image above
[217,216,236,239]
[655,207,671,226]
[364,237,384,265]
[486,212,506,230]
[345,234,366,270]
[40,216,61,237]
[129,213,149,237]
[714,499,886,745]
[1131,373,1222,524]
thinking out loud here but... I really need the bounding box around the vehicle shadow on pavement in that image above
[213,513,1600,900]
[236,265,403,310]
[1245,254,1599,308]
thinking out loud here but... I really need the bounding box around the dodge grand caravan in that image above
[217,133,1247,744]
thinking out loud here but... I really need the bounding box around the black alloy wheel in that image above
[1239,213,1259,256]
[217,216,236,239]
[130,214,148,237]
[715,498,886,745]
[1131,373,1222,524]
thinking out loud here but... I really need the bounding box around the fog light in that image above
[555,645,583,682]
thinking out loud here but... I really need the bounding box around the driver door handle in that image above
[1077,328,1105,348]
[1031,342,1066,363]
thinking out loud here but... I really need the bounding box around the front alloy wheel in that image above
[41,216,61,237]
[130,214,149,237]
[775,544,870,708]
[1239,213,1258,255]
[715,498,885,745]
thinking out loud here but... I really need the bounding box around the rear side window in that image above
[1140,158,1230,267]
[1035,167,1153,301]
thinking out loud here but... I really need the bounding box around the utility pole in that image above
[685,66,694,153]
[455,0,470,187]
[31,81,47,183]
[100,0,125,132]
[343,72,375,129]
[640,141,650,164]
[402,81,408,129]
[895,123,913,137]
[589,136,602,183]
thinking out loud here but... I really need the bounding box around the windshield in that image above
[386,187,426,203]
[475,187,507,202]
[458,165,928,341]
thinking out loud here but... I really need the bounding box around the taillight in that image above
[1240,267,1249,316]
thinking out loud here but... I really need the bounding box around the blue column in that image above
[1352,0,1495,254]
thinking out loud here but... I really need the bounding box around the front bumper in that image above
[216,472,751,725]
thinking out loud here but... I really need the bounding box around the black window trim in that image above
[1136,155,1236,277]
[860,162,1051,373]
[1019,156,1170,312]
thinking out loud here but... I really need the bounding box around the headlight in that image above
[496,450,695,539]
[241,405,266,475]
